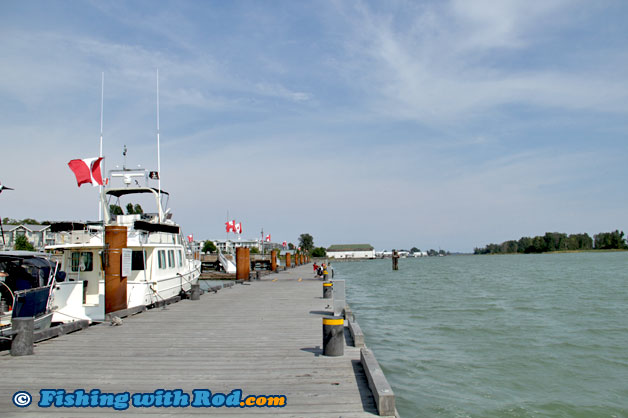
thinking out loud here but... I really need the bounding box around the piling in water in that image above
[392,250,399,271]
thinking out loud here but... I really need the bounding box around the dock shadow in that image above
[344,326,354,347]
[351,360,379,414]
[309,310,333,316]
[300,346,322,357]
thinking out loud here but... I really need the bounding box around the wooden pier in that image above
[0,264,392,417]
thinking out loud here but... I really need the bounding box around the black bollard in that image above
[322,316,344,356]
[256,270,261,280]
[191,283,200,300]
[11,317,34,356]
[323,282,333,299]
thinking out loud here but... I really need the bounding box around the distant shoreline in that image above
[474,249,628,255]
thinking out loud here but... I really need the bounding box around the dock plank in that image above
[0,265,382,417]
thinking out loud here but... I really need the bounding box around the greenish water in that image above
[334,253,628,417]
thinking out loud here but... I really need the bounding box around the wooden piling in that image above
[392,250,399,271]
[285,253,292,269]
[271,250,277,271]
[105,225,128,314]
[236,247,250,280]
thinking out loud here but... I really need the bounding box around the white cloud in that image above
[255,82,311,103]
[334,0,628,124]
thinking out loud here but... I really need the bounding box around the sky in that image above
[1,0,627,252]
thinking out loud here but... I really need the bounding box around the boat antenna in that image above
[156,68,162,222]
[0,182,14,247]
[98,72,105,221]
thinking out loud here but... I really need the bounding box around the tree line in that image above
[474,230,628,254]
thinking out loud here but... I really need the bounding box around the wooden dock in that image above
[0,264,388,417]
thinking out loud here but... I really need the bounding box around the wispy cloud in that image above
[333,0,628,124]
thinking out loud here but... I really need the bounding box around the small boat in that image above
[0,251,63,337]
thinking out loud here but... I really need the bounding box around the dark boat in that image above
[0,251,65,337]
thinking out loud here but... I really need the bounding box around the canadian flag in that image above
[225,220,236,233]
[235,222,242,234]
[265,234,271,242]
[282,241,287,248]
[187,234,193,243]
[68,157,104,187]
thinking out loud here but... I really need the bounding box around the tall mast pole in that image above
[99,72,104,221]
[156,69,162,222]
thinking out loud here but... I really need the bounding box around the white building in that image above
[327,244,375,259]
[212,239,261,254]
[0,224,52,251]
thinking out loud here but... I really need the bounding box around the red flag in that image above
[225,220,236,233]
[282,241,287,248]
[68,157,104,187]
[265,234,271,242]
[187,234,193,243]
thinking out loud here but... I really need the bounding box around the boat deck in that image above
[0,264,382,417]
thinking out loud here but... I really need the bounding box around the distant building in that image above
[213,239,261,254]
[327,244,375,259]
[0,224,52,251]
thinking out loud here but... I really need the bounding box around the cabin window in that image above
[177,250,183,267]
[71,252,93,272]
[158,250,166,269]
[168,250,175,268]
[132,250,146,271]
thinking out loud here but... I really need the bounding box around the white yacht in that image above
[46,168,200,324]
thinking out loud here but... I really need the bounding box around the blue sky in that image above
[1,0,627,252]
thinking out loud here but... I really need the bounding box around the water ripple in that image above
[337,253,628,417]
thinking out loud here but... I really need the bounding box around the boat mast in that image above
[99,72,105,221]
[156,69,162,222]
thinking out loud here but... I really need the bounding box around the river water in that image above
[333,252,627,417]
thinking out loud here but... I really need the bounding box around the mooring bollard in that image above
[256,270,261,280]
[322,316,344,356]
[11,317,35,356]
[191,283,200,300]
[323,281,333,299]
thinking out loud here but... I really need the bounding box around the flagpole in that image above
[156,69,161,222]
[98,72,104,221]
